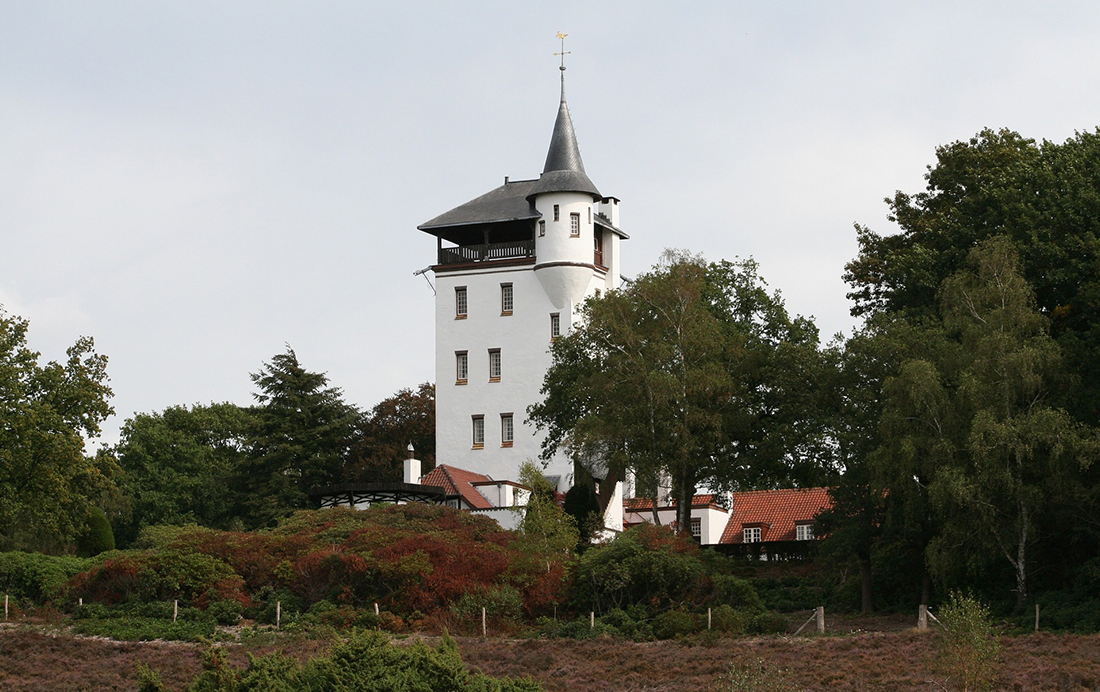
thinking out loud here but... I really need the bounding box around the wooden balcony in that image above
[438,239,536,266]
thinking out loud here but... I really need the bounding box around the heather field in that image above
[1,620,1099,691]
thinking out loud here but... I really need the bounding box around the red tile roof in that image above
[719,487,832,544]
[418,464,494,510]
[624,494,719,511]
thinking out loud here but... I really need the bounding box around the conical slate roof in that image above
[528,80,601,200]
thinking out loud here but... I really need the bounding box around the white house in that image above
[417,66,626,532]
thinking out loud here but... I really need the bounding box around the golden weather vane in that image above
[554,32,570,72]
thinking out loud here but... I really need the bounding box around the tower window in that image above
[501,283,513,315]
[501,413,514,446]
[472,416,484,448]
[455,287,467,318]
[553,204,560,221]
[588,206,592,224]
[691,518,701,539]
[455,351,468,384]
[488,349,501,381]
[539,220,546,236]
[550,313,560,340]
[570,213,580,236]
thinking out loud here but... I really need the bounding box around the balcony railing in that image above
[438,239,536,265]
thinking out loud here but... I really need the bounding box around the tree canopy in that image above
[0,307,116,551]
[529,250,829,534]
[235,346,361,528]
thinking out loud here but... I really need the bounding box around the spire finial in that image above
[554,32,570,81]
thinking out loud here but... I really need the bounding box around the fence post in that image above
[276,601,281,630]
[78,598,83,607]
[481,607,486,637]
[918,604,928,631]
[1035,603,1040,632]
[708,607,712,630]
[590,611,595,629]
[815,606,825,633]
[173,600,178,623]
[374,602,379,616]
[4,594,7,620]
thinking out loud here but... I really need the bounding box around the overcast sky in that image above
[4,2,1100,447]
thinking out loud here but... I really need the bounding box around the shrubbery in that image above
[1,505,796,642]
[0,551,90,605]
[137,630,542,691]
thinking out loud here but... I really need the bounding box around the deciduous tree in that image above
[529,251,828,535]
[0,307,116,551]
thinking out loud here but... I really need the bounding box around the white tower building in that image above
[418,69,626,530]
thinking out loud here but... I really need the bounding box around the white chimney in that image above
[404,443,421,484]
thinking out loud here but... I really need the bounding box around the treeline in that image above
[0,315,435,551]
[5,126,1100,621]
[531,128,1100,618]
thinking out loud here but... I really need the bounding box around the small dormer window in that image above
[743,527,761,543]
[570,213,580,236]
[553,204,560,221]
[796,523,814,541]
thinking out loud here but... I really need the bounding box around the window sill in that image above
[501,441,513,448]
[501,311,512,317]
[455,379,467,385]
[455,315,467,320]
[489,377,501,383]
[472,443,484,450]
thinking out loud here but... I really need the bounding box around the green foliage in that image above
[515,462,578,599]
[0,551,91,604]
[451,585,524,622]
[71,601,218,641]
[714,657,801,692]
[0,307,116,551]
[709,604,747,634]
[160,630,542,691]
[530,250,829,534]
[936,592,1001,692]
[572,524,706,613]
[709,574,765,611]
[113,403,253,546]
[76,506,115,556]
[651,609,696,639]
[235,346,361,529]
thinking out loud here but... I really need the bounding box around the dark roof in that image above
[418,78,603,236]
[418,179,540,232]
[527,81,600,200]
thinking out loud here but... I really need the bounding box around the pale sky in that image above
[4,2,1100,447]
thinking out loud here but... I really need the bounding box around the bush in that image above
[0,552,90,605]
[71,602,217,641]
[709,574,764,612]
[747,611,789,635]
[936,591,1001,692]
[148,630,542,691]
[76,506,116,557]
[451,585,524,622]
[710,604,748,635]
[600,606,655,641]
[651,609,696,639]
[572,524,705,613]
